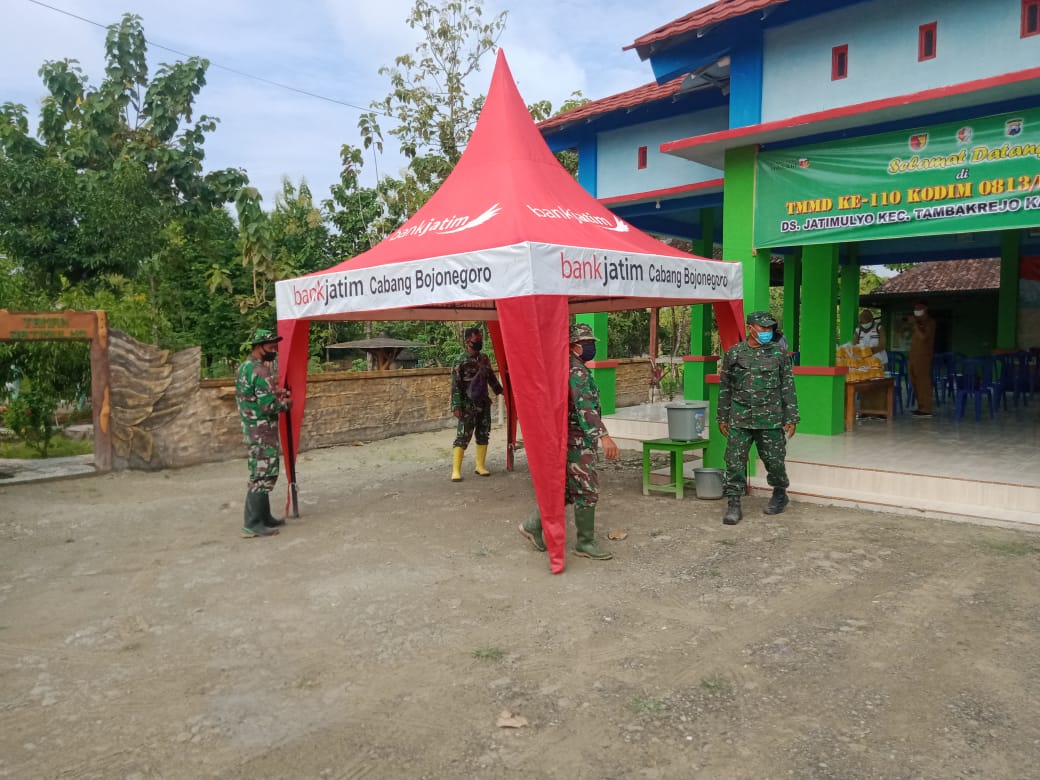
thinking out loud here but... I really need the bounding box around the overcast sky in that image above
[2,0,706,208]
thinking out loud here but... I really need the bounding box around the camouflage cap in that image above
[569,323,598,342]
[746,310,777,328]
[249,327,283,346]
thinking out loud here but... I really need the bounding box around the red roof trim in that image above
[661,65,1040,155]
[626,0,788,52]
[599,178,725,207]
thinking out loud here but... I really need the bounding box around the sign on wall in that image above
[754,109,1040,248]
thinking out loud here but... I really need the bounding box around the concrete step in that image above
[751,457,1040,527]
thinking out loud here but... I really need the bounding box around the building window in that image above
[918,22,937,60]
[831,44,848,80]
[637,146,648,170]
[1024,0,1040,37]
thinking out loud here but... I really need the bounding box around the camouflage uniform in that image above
[567,352,607,508]
[451,350,503,449]
[236,351,289,494]
[718,327,799,498]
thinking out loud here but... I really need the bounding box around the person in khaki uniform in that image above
[908,300,936,417]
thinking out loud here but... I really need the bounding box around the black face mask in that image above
[579,342,596,363]
[470,340,483,352]
[260,349,277,362]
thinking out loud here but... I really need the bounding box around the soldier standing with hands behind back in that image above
[450,326,503,481]
[717,311,799,526]
[235,328,291,538]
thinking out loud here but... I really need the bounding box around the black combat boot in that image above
[260,492,286,527]
[722,497,742,525]
[764,488,789,515]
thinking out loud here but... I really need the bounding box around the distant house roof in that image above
[537,76,685,132]
[867,259,1000,298]
[625,0,788,57]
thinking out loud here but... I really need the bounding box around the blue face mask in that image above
[755,329,774,345]
[579,342,597,362]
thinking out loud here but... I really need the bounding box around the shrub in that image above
[3,384,58,457]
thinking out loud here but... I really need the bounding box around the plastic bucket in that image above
[665,401,708,441]
[693,468,724,500]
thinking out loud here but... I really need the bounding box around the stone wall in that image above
[108,330,654,470]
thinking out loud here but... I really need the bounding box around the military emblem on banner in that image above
[798,158,810,169]
[956,127,972,144]
[1005,118,1023,137]
[908,134,928,151]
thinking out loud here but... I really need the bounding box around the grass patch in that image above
[629,696,669,716]
[716,538,737,546]
[983,540,1036,557]
[700,674,731,692]
[0,436,93,459]
[472,646,506,661]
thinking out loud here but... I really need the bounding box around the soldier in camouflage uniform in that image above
[519,323,620,560]
[235,328,292,538]
[450,327,503,481]
[717,311,799,525]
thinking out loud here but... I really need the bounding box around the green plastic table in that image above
[641,437,710,499]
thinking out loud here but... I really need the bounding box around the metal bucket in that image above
[693,468,724,500]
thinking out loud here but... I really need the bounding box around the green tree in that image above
[0,14,246,295]
[362,0,506,192]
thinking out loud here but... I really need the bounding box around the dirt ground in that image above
[2,428,1040,780]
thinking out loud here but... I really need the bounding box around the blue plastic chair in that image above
[996,351,1033,407]
[932,352,958,406]
[888,351,908,413]
[954,357,996,421]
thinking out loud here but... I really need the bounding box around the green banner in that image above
[754,108,1040,248]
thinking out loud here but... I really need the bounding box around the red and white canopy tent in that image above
[275,50,745,573]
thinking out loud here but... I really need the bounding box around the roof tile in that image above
[870,259,1000,296]
[538,77,685,132]
[627,0,788,52]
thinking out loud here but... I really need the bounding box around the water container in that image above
[693,468,724,500]
[665,401,709,441]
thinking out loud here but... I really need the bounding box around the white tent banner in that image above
[527,244,743,300]
[275,245,534,319]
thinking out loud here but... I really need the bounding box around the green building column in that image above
[998,230,1021,349]
[723,146,770,313]
[782,248,802,352]
[838,246,860,345]
[798,243,844,435]
[686,208,717,400]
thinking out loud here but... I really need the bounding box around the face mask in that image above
[755,329,774,345]
[579,342,597,362]
[860,321,874,331]
[469,339,483,352]
[913,309,925,317]
[261,349,277,362]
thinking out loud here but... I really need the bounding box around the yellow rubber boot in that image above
[451,446,465,482]
[474,444,491,476]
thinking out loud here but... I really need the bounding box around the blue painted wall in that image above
[761,0,1039,122]
[595,107,728,199]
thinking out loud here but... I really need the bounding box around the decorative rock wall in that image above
[106,330,656,471]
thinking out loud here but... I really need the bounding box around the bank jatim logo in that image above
[908,134,929,151]
[292,279,326,305]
